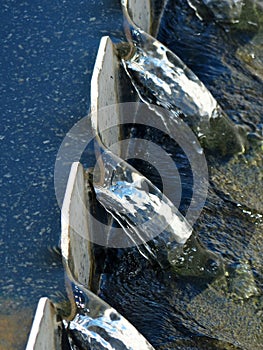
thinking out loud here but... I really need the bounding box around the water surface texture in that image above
[0,1,124,349]
[98,1,263,349]
[2,0,262,349]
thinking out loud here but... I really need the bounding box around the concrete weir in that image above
[60,162,92,289]
[26,0,162,348]
[90,36,121,153]
[25,298,61,350]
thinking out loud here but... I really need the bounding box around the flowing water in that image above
[93,146,192,251]
[2,0,262,348]
[91,1,263,349]
[60,263,155,350]
[119,0,249,157]
[90,126,224,274]
[12,0,261,348]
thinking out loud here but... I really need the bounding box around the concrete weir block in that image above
[26,298,60,350]
[90,35,140,160]
[90,36,121,153]
[61,161,92,288]
[125,0,152,33]
[122,0,167,37]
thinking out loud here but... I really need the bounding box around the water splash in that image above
[93,145,192,267]
[119,0,247,155]
[91,143,224,280]
[63,263,155,349]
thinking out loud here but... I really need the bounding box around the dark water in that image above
[159,0,263,130]
[98,1,263,349]
[0,1,124,348]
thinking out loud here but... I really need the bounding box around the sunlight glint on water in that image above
[93,147,192,265]
[119,2,247,155]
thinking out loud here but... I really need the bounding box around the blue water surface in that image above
[0,0,124,347]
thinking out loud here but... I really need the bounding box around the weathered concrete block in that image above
[61,162,92,288]
[125,0,152,33]
[26,298,60,350]
[91,36,120,153]
[122,0,167,37]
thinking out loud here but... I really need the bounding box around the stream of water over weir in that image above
[1,0,263,349]
[91,1,263,349]
[46,0,263,349]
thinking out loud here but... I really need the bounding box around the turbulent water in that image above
[62,0,263,349]
[92,1,263,350]
[119,0,249,156]
[93,146,192,256]
[61,266,155,350]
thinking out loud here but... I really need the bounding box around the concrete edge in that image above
[25,298,59,350]
[124,0,152,34]
[90,36,121,152]
[61,161,92,288]
[122,0,167,37]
